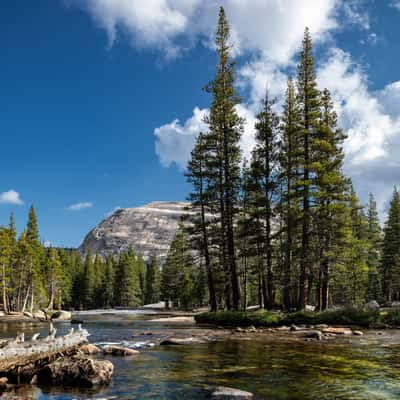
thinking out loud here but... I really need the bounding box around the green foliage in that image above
[161,222,197,310]
[195,308,381,328]
[144,255,161,305]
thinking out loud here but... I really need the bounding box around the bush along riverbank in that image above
[195,307,400,329]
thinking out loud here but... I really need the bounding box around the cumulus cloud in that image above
[0,190,24,205]
[317,49,400,215]
[154,107,207,169]
[66,202,93,211]
[68,0,339,61]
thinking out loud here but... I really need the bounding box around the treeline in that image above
[0,207,166,311]
[183,7,396,312]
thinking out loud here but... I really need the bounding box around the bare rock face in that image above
[79,201,190,261]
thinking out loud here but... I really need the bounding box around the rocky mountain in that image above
[79,201,191,261]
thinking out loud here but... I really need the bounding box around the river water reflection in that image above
[1,312,400,399]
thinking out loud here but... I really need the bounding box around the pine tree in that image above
[144,255,160,305]
[365,193,382,302]
[24,206,45,312]
[203,7,243,310]
[313,88,349,310]
[297,28,321,309]
[82,251,95,308]
[0,226,12,313]
[381,187,400,302]
[114,249,141,307]
[252,90,280,308]
[100,256,115,308]
[44,246,64,310]
[280,78,302,310]
[186,132,217,311]
[161,223,195,309]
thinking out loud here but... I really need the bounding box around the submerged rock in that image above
[38,355,113,387]
[208,386,253,399]
[160,337,208,345]
[79,344,101,355]
[103,345,139,356]
[322,327,352,335]
[51,310,71,321]
[304,330,322,340]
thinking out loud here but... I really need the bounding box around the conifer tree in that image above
[365,193,382,302]
[114,249,141,307]
[161,223,195,309]
[82,251,95,308]
[144,255,160,305]
[100,256,115,308]
[381,187,400,302]
[280,78,302,310]
[203,7,243,310]
[186,132,217,311]
[297,28,321,308]
[252,90,280,308]
[313,88,349,310]
[44,246,66,310]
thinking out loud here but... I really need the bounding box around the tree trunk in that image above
[2,264,8,314]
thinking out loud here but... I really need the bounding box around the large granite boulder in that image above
[79,201,191,262]
[38,355,113,387]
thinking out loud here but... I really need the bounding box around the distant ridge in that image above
[79,201,191,261]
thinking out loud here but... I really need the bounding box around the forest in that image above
[1,8,400,314]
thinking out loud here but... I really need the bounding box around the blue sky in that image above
[1,0,400,247]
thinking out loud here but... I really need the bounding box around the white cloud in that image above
[154,107,207,169]
[391,1,400,10]
[0,190,24,205]
[317,49,400,216]
[66,202,93,211]
[69,0,339,61]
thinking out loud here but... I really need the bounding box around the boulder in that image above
[304,330,322,340]
[51,310,71,321]
[160,337,208,345]
[79,344,101,355]
[322,327,352,335]
[23,312,33,319]
[71,319,84,324]
[275,326,291,332]
[391,301,400,308]
[314,324,329,329]
[103,345,139,356]
[0,377,8,391]
[352,330,363,336]
[38,355,113,387]
[305,305,316,311]
[364,300,380,311]
[33,310,47,321]
[208,386,253,399]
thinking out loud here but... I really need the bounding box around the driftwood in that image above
[0,324,89,377]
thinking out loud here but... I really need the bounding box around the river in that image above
[1,311,400,399]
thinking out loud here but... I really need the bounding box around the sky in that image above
[1,0,400,248]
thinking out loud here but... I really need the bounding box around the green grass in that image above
[195,307,389,328]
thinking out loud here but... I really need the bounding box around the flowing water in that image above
[2,311,400,399]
